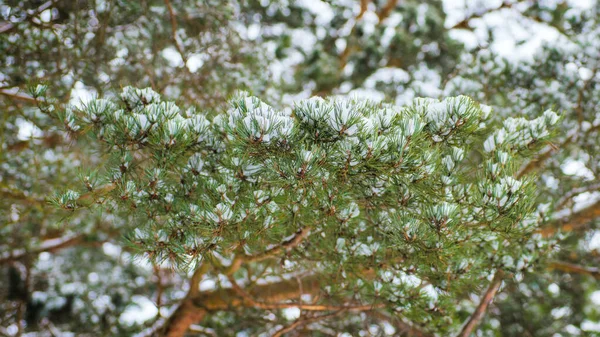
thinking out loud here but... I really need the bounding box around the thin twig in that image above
[164,0,188,64]
[457,270,504,337]
[224,227,311,275]
[271,311,345,337]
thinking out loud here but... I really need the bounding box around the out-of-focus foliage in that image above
[444,3,600,336]
[1,0,600,337]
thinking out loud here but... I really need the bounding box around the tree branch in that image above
[367,311,434,337]
[0,89,37,103]
[538,199,600,237]
[0,234,85,264]
[271,311,345,337]
[161,273,383,337]
[555,182,600,210]
[163,0,188,65]
[224,226,311,275]
[377,0,399,22]
[456,270,504,337]
[549,261,600,280]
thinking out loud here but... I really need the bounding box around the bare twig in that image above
[0,1,56,34]
[457,270,504,337]
[164,0,188,64]
[368,311,434,337]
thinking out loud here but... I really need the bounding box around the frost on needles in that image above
[46,86,559,331]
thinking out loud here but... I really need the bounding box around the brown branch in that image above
[0,89,37,103]
[225,274,383,312]
[188,261,211,297]
[77,183,117,206]
[456,270,504,337]
[161,272,382,337]
[0,234,85,264]
[517,122,600,178]
[548,261,600,280]
[516,145,557,179]
[538,199,600,237]
[574,68,597,123]
[337,2,370,73]
[358,0,370,20]
[555,182,600,210]
[160,298,208,337]
[164,0,188,64]
[377,0,399,22]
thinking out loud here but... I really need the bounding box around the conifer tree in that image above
[1,1,599,337]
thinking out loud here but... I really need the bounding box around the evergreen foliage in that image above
[1,1,600,337]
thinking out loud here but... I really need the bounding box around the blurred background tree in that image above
[1,0,599,336]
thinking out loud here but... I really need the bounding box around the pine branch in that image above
[456,270,504,337]
[517,124,600,179]
[188,261,211,297]
[549,261,600,280]
[160,273,384,337]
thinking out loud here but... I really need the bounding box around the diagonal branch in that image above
[0,0,56,34]
[456,270,504,337]
[377,0,399,22]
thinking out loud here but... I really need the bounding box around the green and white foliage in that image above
[0,0,270,111]
[239,0,461,99]
[47,86,557,333]
[443,3,600,335]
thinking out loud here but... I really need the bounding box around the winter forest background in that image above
[1,0,600,336]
